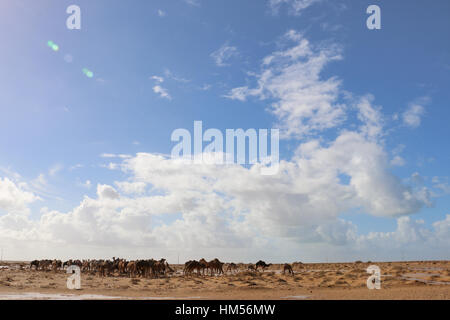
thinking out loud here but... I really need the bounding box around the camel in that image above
[51,260,62,272]
[208,258,224,276]
[226,263,239,274]
[255,260,272,272]
[30,260,40,270]
[153,259,169,277]
[98,260,113,277]
[136,260,149,277]
[127,261,137,278]
[165,263,175,275]
[283,263,294,275]
[118,259,128,275]
[184,260,202,276]
[81,260,90,272]
[199,258,210,276]
[183,260,194,275]
[39,259,52,271]
[111,257,122,275]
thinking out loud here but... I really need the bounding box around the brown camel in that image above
[226,263,239,274]
[255,260,272,271]
[199,258,210,276]
[283,263,294,275]
[208,258,224,276]
[51,259,62,272]
[184,260,202,276]
[127,261,137,278]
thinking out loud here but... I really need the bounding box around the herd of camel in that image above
[28,258,296,278]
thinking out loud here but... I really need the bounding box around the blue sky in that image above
[0,0,449,262]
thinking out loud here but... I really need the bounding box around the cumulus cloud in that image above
[0,160,447,261]
[227,30,344,139]
[114,181,147,195]
[0,178,39,215]
[97,184,120,200]
[0,148,446,261]
[356,215,450,260]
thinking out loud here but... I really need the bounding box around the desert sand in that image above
[0,260,449,300]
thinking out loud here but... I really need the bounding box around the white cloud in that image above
[355,94,383,139]
[433,214,450,241]
[114,181,146,195]
[0,178,39,216]
[227,30,345,139]
[403,105,425,128]
[100,153,132,159]
[0,151,446,261]
[358,215,450,256]
[432,177,450,195]
[97,184,120,200]
[151,75,164,83]
[164,69,190,83]
[269,0,320,15]
[26,173,62,201]
[390,156,405,167]
[184,0,201,7]
[157,9,166,17]
[402,97,430,128]
[49,164,63,177]
[153,85,171,100]
[211,43,239,67]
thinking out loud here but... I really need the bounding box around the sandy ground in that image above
[0,260,449,300]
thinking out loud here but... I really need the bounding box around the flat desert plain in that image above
[0,261,449,300]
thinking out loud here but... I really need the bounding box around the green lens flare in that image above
[82,68,94,78]
[47,41,59,51]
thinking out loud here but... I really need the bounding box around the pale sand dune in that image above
[0,260,448,300]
